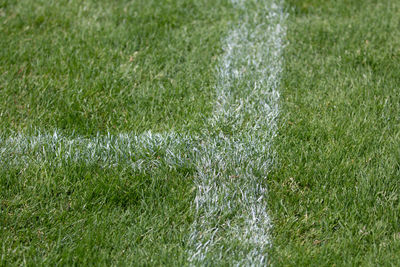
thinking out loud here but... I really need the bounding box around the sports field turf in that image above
[1,0,400,265]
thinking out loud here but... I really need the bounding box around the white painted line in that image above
[1,131,194,172]
[189,0,286,265]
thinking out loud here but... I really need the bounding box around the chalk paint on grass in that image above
[0,131,195,172]
[189,0,286,265]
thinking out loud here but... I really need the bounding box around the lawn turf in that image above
[269,0,400,265]
[1,0,400,265]
[0,0,235,136]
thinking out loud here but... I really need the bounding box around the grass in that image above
[269,0,400,265]
[0,0,235,136]
[1,0,400,265]
[1,164,193,265]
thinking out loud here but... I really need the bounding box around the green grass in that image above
[1,0,400,265]
[269,0,400,265]
[1,164,194,265]
[0,0,235,136]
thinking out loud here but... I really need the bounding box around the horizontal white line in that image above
[1,132,194,172]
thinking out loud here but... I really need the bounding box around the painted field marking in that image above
[189,0,286,265]
[0,0,286,265]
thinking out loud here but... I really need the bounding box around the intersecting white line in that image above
[0,0,286,265]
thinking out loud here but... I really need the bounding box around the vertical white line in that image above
[189,0,286,265]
